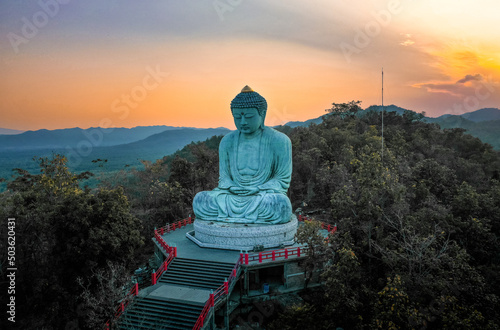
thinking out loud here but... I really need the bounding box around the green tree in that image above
[322,232,365,328]
[0,154,143,329]
[325,100,363,119]
[282,104,500,328]
[295,219,329,288]
[77,261,131,329]
[373,275,422,329]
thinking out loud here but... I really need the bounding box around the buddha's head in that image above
[230,85,267,134]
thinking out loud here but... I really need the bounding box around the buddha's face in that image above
[232,108,262,135]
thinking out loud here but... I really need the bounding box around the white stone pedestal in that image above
[186,215,298,251]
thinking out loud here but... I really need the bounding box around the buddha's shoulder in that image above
[220,131,238,146]
[220,128,290,146]
[264,127,291,144]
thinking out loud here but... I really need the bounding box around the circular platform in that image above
[187,215,298,251]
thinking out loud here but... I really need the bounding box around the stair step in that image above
[118,257,240,329]
[119,314,193,330]
[160,277,222,286]
[118,297,203,330]
[163,270,229,282]
[121,315,196,328]
[173,258,235,269]
[160,258,235,291]
[126,306,201,318]
[160,280,221,290]
[136,296,204,308]
[132,302,202,317]
[175,258,235,265]
[166,260,233,271]
[168,265,233,274]
[162,276,226,285]
[167,263,233,273]
[161,273,226,283]
[123,309,199,324]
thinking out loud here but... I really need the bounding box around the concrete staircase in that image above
[159,258,235,290]
[118,296,203,330]
[118,258,235,329]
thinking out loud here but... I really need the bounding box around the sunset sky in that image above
[1,0,499,131]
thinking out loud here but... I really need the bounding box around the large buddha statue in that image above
[193,85,292,225]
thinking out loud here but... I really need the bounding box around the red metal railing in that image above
[151,217,192,284]
[297,214,338,234]
[105,282,139,329]
[193,291,215,330]
[193,254,243,330]
[238,215,337,265]
[106,214,335,329]
[157,216,193,237]
[151,248,176,285]
[192,215,338,329]
[155,216,193,246]
[244,245,309,264]
[105,217,193,329]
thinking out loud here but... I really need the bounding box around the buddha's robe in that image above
[193,127,292,224]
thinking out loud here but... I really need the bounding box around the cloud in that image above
[400,40,415,46]
[414,82,465,97]
[400,33,415,46]
[414,73,492,99]
[456,73,483,84]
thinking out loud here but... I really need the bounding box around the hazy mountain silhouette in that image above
[0,128,25,135]
[0,126,190,150]
[426,116,500,150]
[101,127,231,160]
[433,108,500,122]
[284,116,324,128]
[0,127,232,183]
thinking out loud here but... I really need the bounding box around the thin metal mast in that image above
[381,68,384,164]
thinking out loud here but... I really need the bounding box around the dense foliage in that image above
[0,155,143,329]
[272,104,500,329]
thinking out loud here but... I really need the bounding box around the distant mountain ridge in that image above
[0,125,197,150]
[99,127,231,161]
[284,117,324,128]
[433,108,500,122]
[0,128,25,135]
[0,126,232,187]
[425,115,500,150]
[283,106,500,150]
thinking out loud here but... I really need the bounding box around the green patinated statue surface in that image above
[193,86,292,224]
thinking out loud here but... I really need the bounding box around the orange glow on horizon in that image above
[2,1,499,130]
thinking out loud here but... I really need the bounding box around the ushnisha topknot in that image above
[230,85,268,117]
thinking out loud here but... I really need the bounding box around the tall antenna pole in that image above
[381,68,384,165]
